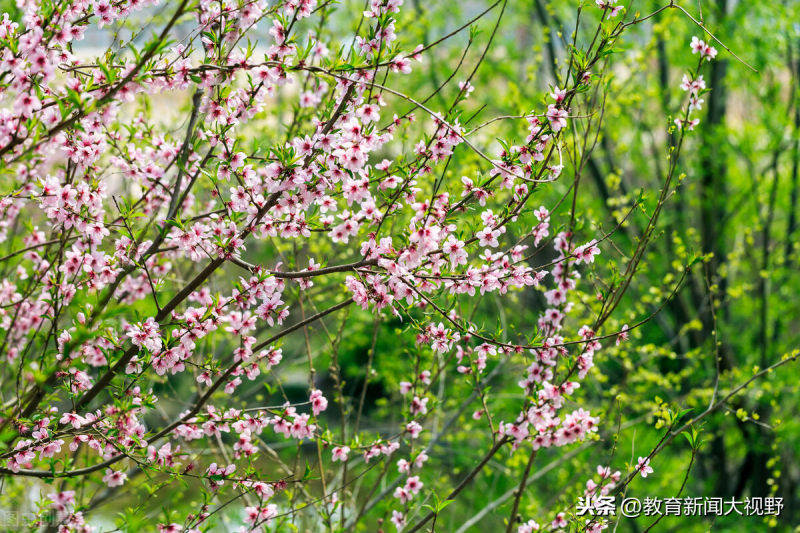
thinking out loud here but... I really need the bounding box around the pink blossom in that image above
[331,446,350,462]
[636,456,654,478]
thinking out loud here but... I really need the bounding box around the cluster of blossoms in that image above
[496,231,604,452]
[676,37,718,131]
[370,74,618,529]
[0,0,715,530]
